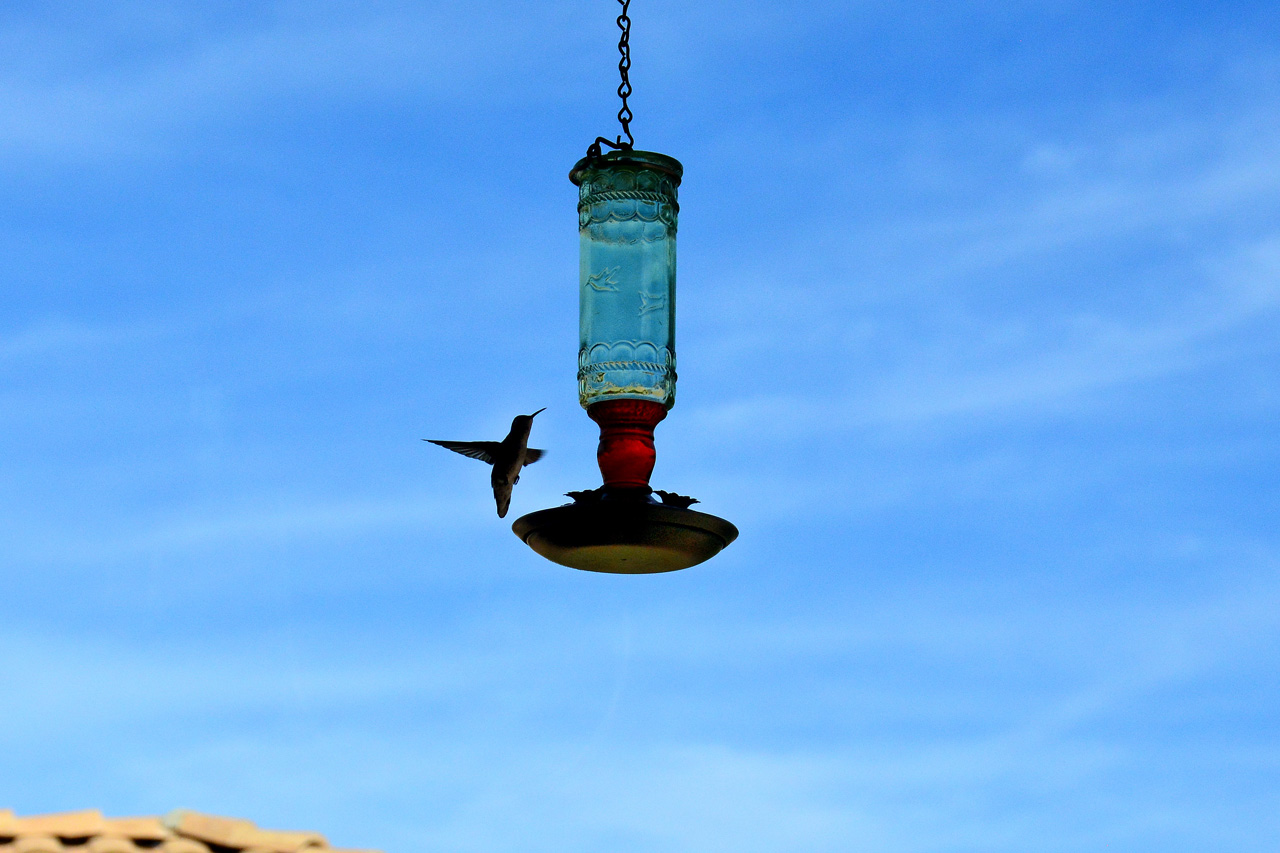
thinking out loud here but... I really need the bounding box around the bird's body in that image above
[426,408,546,518]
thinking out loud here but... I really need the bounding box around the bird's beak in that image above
[529,407,547,418]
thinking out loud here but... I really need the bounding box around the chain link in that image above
[587,0,636,161]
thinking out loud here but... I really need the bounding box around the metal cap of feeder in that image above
[513,149,737,574]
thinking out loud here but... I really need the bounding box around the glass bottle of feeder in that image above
[512,150,737,573]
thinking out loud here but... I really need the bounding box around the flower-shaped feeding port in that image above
[513,150,737,573]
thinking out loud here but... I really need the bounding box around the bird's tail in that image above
[494,486,512,518]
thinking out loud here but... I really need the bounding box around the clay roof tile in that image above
[101,818,169,841]
[85,836,139,853]
[233,831,326,853]
[160,839,210,853]
[0,812,374,853]
[12,835,63,853]
[165,813,326,853]
[10,812,104,838]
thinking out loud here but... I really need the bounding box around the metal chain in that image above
[586,0,636,160]
[614,0,635,148]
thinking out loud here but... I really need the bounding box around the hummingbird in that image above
[425,408,547,518]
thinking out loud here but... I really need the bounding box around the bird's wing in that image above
[424,440,501,464]
[523,448,546,466]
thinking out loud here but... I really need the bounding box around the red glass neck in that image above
[587,400,668,490]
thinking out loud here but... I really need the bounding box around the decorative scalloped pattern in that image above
[578,342,676,406]
[578,165,679,230]
[576,168,678,199]
[580,200,676,229]
[580,341,673,367]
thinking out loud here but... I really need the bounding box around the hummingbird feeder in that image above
[513,0,737,573]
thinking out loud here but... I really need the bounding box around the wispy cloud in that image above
[0,316,163,360]
[0,5,574,163]
[688,247,1280,440]
[5,559,1274,851]
[686,108,1280,440]
[5,490,479,567]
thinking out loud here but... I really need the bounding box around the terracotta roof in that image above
[0,811,378,853]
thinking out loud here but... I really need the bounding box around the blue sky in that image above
[2,1,1279,850]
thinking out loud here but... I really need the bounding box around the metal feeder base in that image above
[513,500,738,574]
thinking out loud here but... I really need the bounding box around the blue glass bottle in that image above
[570,150,682,410]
